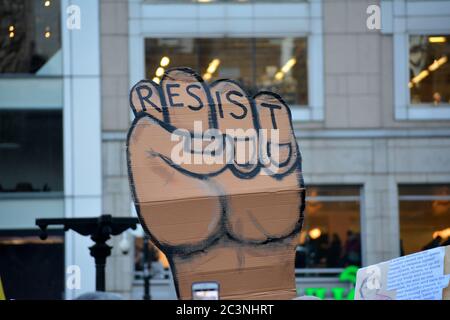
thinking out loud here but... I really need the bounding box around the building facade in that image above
[1,0,449,299]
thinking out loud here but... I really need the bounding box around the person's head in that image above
[74,291,123,300]
[433,92,442,105]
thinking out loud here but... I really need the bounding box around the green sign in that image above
[299,265,358,300]
[0,276,5,300]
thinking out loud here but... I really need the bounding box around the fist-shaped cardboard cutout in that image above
[127,67,305,299]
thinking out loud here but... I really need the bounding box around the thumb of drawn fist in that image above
[127,68,305,299]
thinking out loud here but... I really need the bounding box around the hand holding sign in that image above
[127,67,305,299]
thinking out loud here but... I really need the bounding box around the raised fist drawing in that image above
[127,67,305,299]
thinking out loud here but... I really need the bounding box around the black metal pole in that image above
[89,242,112,292]
[36,215,139,295]
[142,235,151,300]
[95,257,106,292]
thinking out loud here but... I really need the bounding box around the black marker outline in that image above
[126,67,306,299]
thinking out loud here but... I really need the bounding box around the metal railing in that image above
[132,267,352,299]
[134,267,344,280]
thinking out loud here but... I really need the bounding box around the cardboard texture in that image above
[127,67,305,299]
[355,245,450,300]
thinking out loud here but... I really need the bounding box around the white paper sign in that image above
[355,246,450,300]
[386,247,450,300]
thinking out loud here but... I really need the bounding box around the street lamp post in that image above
[36,214,139,292]
[142,234,152,300]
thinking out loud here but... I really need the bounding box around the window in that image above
[409,35,450,106]
[0,0,61,75]
[399,184,450,256]
[144,0,306,3]
[145,38,308,106]
[0,110,63,193]
[0,230,64,299]
[296,186,362,269]
[382,0,450,119]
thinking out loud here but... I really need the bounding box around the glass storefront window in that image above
[144,1,307,3]
[0,0,61,75]
[145,38,308,106]
[0,110,63,193]
[399,184,450,256]
[296,185,362,269]
[409,35,450,106]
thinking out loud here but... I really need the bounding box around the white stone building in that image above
[0,0,449,299]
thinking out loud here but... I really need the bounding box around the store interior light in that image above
[152,77,160,84]
[428,56,447,72]
[197,0,213,3]
[203,73,212,81]
[155,67,164,77]
[409,55,447,88]
[160,56,170,67]
[411,70,429,84]
[275,71,284,80]
[281,58,297,73]
[206,58,220,75]
[274,57,297,81]
[44,0,51,7]
[44,26,51,38]
[309,228,321,240]
[8,25,14,38]
[428,36,446,43]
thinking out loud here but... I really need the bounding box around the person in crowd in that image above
[433,92,442,106]
[400,239,405,256]
[422,236,442,251]
[318,233,329,265]
[295,245,307,268]
[326,234,342,267]
[75,292,123,300]
[343,230,361,267]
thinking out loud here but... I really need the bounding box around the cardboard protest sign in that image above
[355,245,450,300]
[127,67,305,299]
